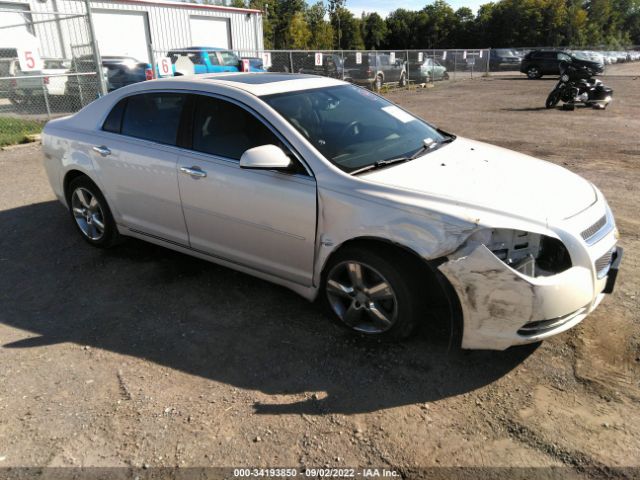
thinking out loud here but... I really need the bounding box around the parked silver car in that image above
[42,73,621,350]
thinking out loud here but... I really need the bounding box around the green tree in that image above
[331,6,364,49]
[361,12,387,49]
[305,2,334,49]
[286,11,311,48]
[384,9,421,49]
[421,0,458,48]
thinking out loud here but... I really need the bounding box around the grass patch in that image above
[0,117,43,147]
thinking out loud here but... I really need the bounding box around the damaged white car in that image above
[42,73,622,350]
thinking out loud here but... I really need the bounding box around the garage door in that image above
[190,16,230,49]
[93,11,150,63]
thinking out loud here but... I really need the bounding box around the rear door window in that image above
[120,93,187,145]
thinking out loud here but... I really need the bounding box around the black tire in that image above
[526,66,542,79]
[443,72,449,80]
[321,246,423,341]
[546,90,560,109]
[66,175,120,248]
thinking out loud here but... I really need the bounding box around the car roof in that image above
[156,72,346,96]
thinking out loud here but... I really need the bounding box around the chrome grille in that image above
[595,249,615,278]
[581,215,607,241]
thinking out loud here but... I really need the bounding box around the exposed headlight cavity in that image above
[472,229,572,277]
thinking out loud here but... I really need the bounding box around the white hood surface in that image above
[361,137,596,223]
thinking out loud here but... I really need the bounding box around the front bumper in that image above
[438,232,621,351]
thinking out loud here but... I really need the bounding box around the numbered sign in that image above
[418,52,423,62]
[17,48,43,72]
[262,52,272,69]
[463,50,468,60]
[355,52,362,65]
[315,52,323,66]
[442,51,447,60]
[157,57,173,77]
[389,52,396,63]
[479,50,483,58]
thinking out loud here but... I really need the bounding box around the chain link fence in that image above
[2,9,639,126]
[0,7,103,123]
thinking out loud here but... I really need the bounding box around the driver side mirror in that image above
[239,144,293,170]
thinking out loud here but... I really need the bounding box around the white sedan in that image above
[41,73,622,350]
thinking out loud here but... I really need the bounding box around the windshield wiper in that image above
[349,156,409,175]
[350,138,445,175]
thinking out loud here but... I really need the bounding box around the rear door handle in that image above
[92,145,111,156]
[180,166,207,178]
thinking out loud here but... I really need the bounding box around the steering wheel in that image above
[340,120,361,138]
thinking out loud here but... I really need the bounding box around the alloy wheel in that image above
[326,260,399,334]
[527,67,540,79]
[71,187,106,241]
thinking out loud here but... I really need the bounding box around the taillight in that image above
[43,76,50,85]
[10,79,17,87]
[145,67,153,80]
[240,59,250,72]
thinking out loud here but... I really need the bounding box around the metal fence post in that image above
[84,0,107,96]
[289,51,294,74]
[406,49,410,88]
[41,77,51,120]
[486,48,491,76]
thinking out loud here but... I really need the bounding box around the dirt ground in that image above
[0,66,639,479]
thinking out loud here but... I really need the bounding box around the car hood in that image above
[360,137,596,223]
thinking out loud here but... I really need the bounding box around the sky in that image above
[345,0,487,18]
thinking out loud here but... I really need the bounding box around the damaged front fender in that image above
[438,244,595,350]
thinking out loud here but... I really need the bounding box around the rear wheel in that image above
[546,90,561,108]
[67,176,120,248]
[527,66,542,79]
[322,247,422,341]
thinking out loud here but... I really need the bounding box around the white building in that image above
[0,0,263,63]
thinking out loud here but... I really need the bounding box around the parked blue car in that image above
[164,46,264,76]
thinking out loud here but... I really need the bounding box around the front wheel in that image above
[546,90,561,109]
[67,176,120,248]
[322,247,421,341]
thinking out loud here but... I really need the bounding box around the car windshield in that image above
[218,51,240,66]
[263,85,447,173]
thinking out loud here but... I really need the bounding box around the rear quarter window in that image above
[102,98,127,133]
[120,93,187,145]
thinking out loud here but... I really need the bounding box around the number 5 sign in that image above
[157,57,173,77]
[17,48,42,72]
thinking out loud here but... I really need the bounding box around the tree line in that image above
[221,0,640,50]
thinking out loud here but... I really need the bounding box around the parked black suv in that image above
[489,48,523,71]
[344,53,406,91]
[520,50,604,79]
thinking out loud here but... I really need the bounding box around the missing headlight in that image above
[482,229,571,277]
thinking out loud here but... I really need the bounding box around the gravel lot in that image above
[0,67,638,478]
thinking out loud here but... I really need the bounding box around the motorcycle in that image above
[545,61,613,110]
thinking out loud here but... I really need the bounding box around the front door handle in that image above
[92,145,111,157]
[180,166,207,178]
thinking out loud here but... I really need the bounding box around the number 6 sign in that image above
[157,57,173,77]
[17,48,42,72]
